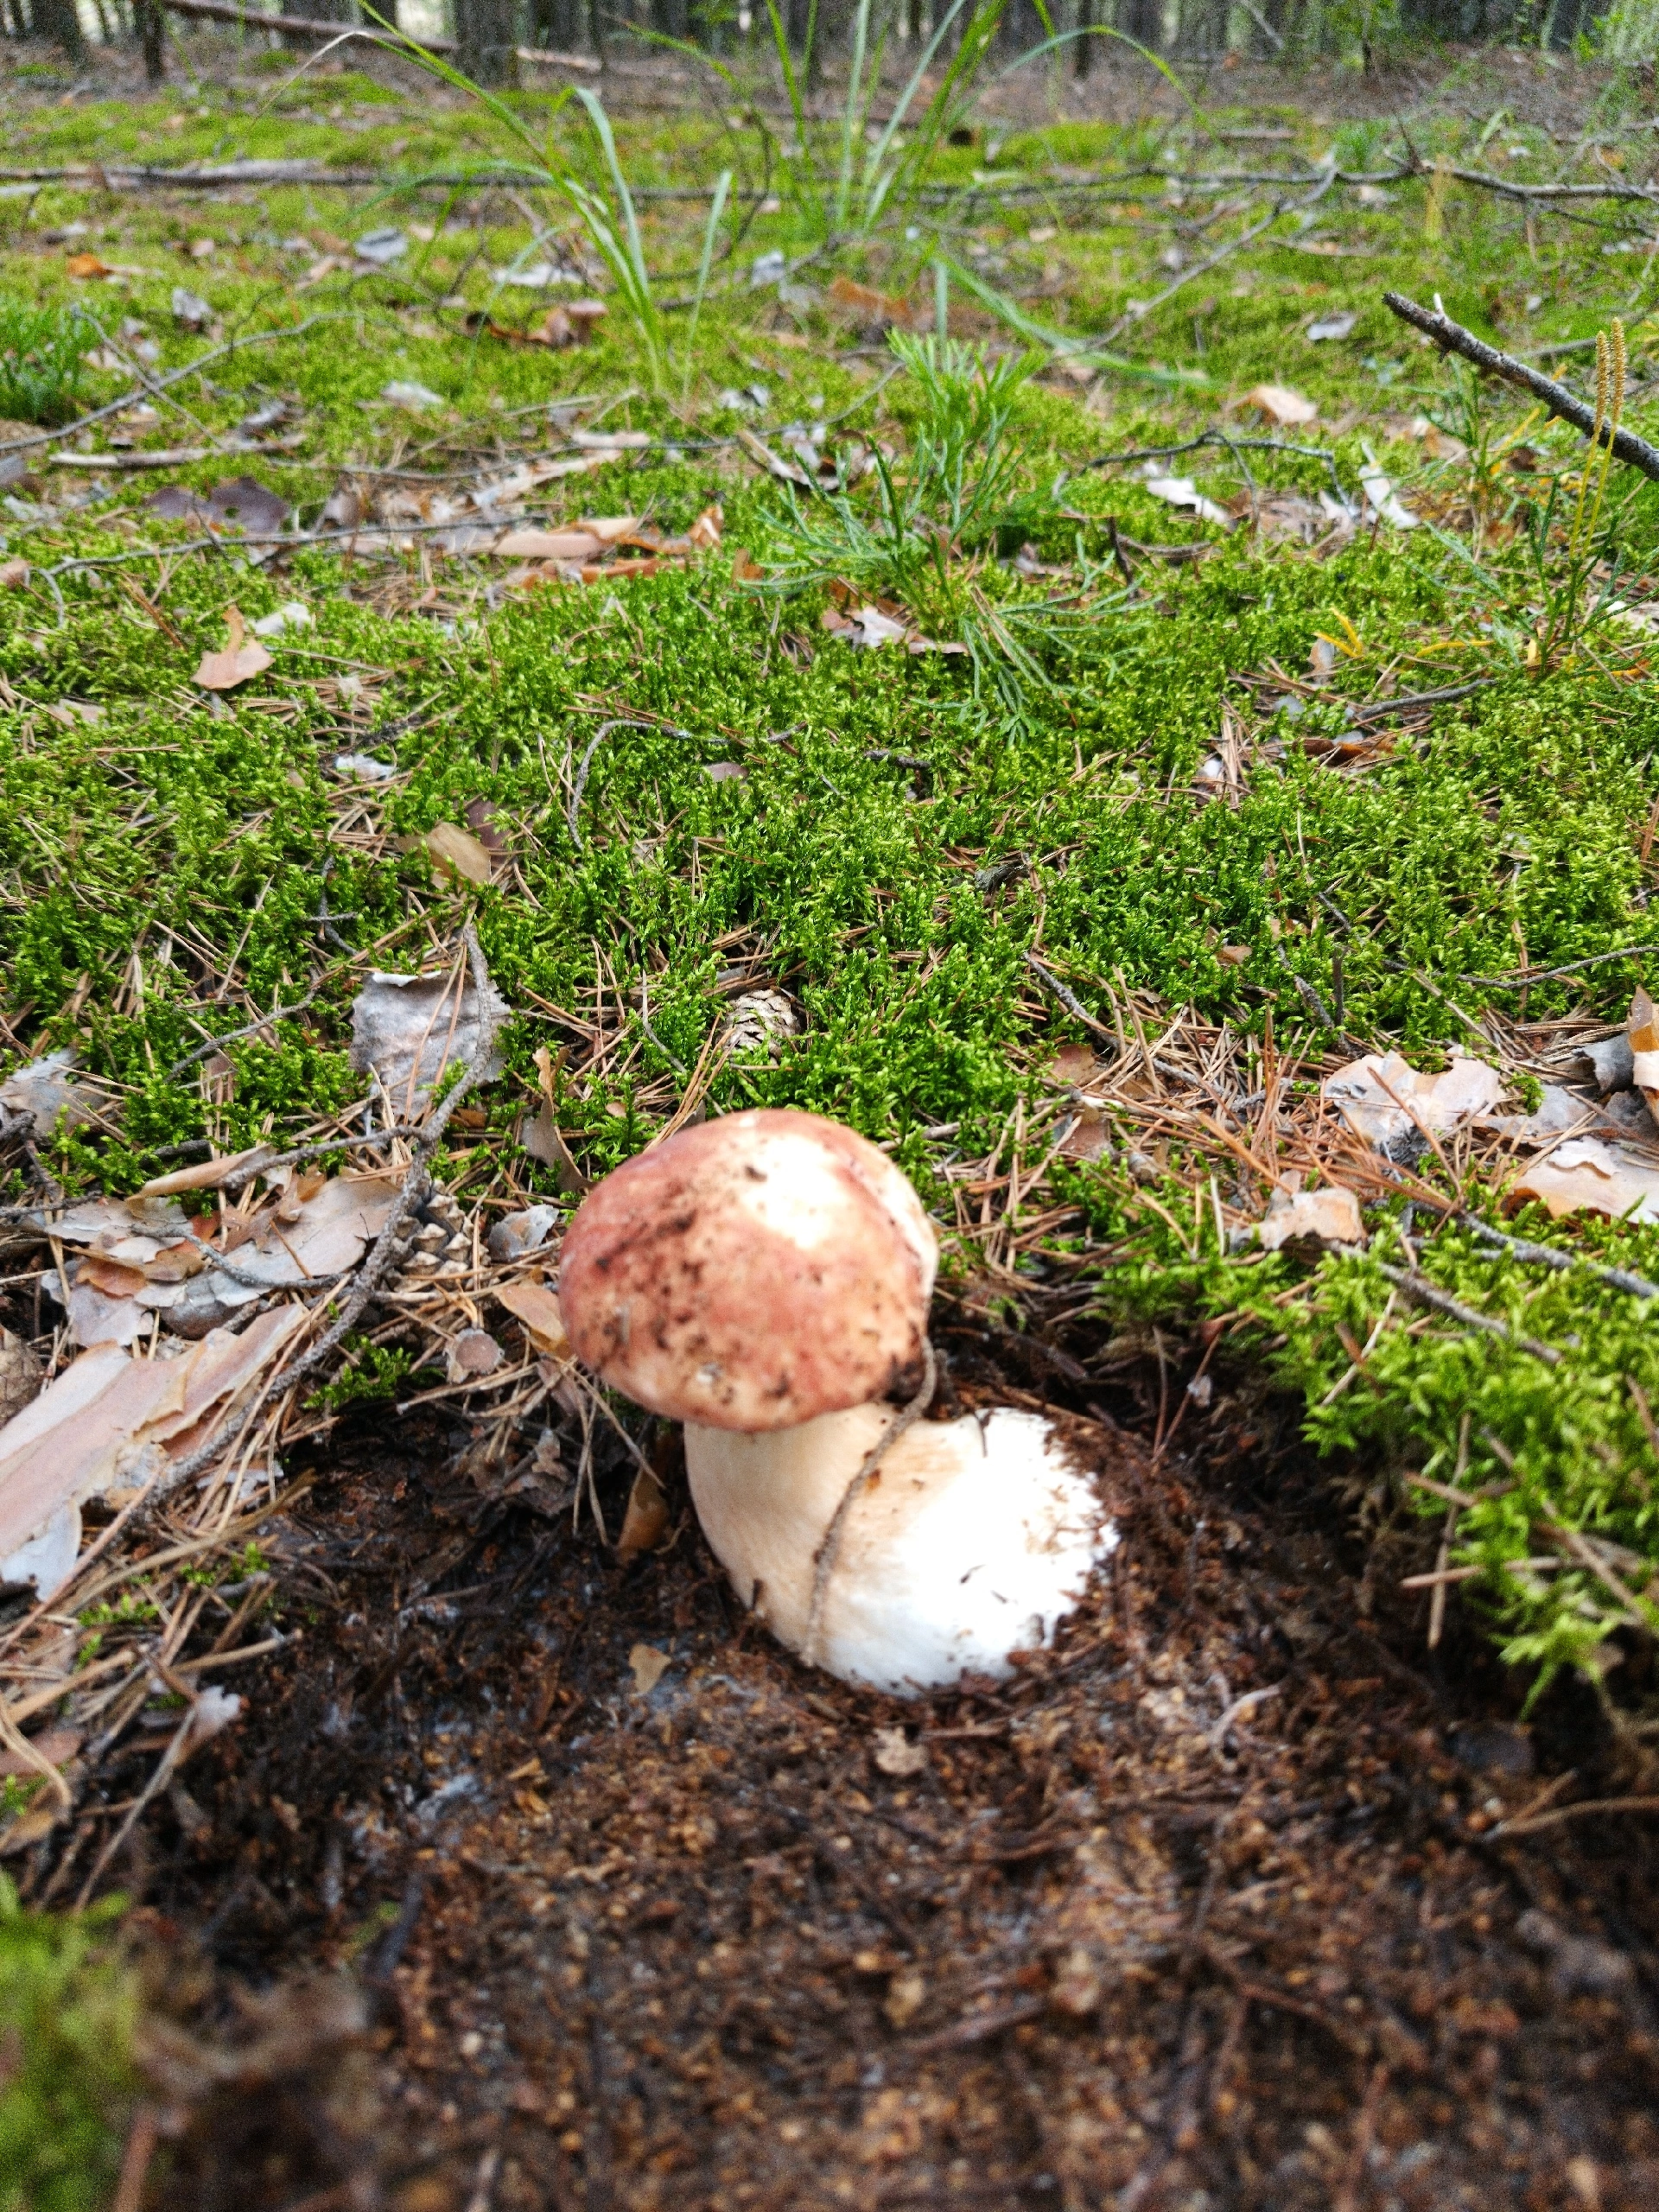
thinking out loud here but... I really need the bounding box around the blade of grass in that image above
[938,253,1210,385]
[682,167,733,400]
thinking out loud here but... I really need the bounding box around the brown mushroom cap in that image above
[559,1109,938,1431]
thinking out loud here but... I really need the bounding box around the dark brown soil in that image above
[60,1301,1659,2212]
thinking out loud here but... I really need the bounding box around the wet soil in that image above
[67,1308,1659,2212]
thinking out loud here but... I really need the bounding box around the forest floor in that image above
[3,25,1659,2211]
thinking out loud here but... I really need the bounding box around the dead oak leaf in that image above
[194,605,273,692]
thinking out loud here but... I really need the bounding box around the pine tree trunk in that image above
[456,0,519,79]
[135,0,164,74]
[33,0,87,62]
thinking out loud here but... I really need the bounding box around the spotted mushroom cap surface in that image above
[558,1109,938,1431]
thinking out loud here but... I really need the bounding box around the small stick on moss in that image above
[1023,952,1113,1039]
[1374,1262,1561,1363]
[1382,292,1659,482]
[165,988,328,1079]
[1459,1214,1659,1301]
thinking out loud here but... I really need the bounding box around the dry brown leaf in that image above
[74,1255,150,1299]
[493,525,606,562]
[138,1142,277,1197]
[1322,1049,1503,1154]
[423,821,495,887]
[582,515,642,544]
[194,605,273,692]
[828,274,911,324]
[0,1048,102,1135]
[65,251,113,280]
[1255,1184,1363,1251]
[617,1465,671,1560]
[496,1279,572,1359]
[0,1306,305,1599]
[1510,1138,1659,1224]
[688,504,722,550]
[732,550,763,583]
[1242,382,1319,427]
[629,1642,672,1695]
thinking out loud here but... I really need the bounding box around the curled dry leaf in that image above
[1243,383,1319,426]
[617,1464,671,1560]
[1322,1048,1503,1156]
[349,958,509,1109]
[495,1280,571,1360]
[138,1142,277,1197]
[194,605,273,693]
[1255,1183,1363,1251]
[1510,1137,1659,1224]
[486,1205,558,1264]
[495,524,607,562]
[0,1305,305,1600]
[423,821,495,887]
[0,558,28,588]
[445,1329,504,1386]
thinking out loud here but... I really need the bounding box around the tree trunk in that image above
[456,0,519,80]
[1116,0,1160,48]
[134,0,164,73]
[35,0,87,61]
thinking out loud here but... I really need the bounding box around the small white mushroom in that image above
[560,1109,1116,1694]
[684,1403,1114,1696]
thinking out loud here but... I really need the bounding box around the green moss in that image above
[0,1876,135,2212]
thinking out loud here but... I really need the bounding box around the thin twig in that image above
[567,720,687,855]
[1459,943,1659,986]
[1459,1213,1659,1302]
[1490,1793,1659,1838]
[1382,291,1659,482]
[165,988,327,1079]
[1023,952,1113,1039]
[1373,1262,1561,1364]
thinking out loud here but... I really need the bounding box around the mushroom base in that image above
[683,1405,1115,1697]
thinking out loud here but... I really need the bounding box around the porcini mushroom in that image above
[559,1108,936,1433]
[559,1108,1114,1694]
[683,1401,1113,1694]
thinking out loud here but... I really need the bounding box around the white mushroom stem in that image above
[684,1402,1115,1697]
